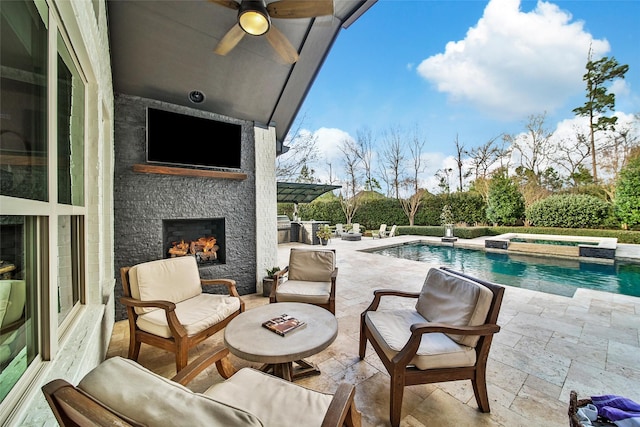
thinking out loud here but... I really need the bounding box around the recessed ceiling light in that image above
[188,90,205,104]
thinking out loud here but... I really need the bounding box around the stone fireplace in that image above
[113,94,258,321]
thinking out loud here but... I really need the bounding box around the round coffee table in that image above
[224,302,338,381]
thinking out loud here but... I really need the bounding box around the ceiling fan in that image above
[210,0,334,64]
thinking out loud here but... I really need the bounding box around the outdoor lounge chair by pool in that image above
[372,224,387,239]
[359,267,504,427]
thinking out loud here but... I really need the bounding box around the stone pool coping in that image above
[485,233,617,261]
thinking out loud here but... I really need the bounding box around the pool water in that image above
[370,242,640,297]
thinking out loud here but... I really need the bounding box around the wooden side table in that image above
[224,302,338,381]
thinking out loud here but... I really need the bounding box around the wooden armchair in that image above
[270,248,337,314]
[42,347,362,427]
[359,267,504,427]
[120,256,244,373]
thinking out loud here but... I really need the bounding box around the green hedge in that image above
[526,194,611,228]
[397,226,490,239]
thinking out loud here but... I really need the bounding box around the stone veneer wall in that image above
[113,94,257,321]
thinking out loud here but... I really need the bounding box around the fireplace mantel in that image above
[133,164,248,180]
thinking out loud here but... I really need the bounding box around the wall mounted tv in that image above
[146,107,242,170]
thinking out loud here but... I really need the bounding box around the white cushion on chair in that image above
[415,268,492,347]
[129,257,203,315]
[365,309,476,370]
[205,367,333,427]
[288,249,335,282]
[78,357,262,427]
[137,294,241,338]
[275,280,331,305]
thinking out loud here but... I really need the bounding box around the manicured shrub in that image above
[486,176,525,226]
[615,155,640,229]
[526,194,611,228]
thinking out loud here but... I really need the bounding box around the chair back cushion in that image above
[78,357,263,426]
[288,249,335,282]
[415,268,493,347]
[128,257,202,315]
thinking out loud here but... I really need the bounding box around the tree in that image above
[356,127,380,191]
[379,126,405,198]
[615,151,640,229]
[554,128,592,187]
[338,138,363,225]
[506,113,555,182]
[486,171,525,226]
[453,134,468,192]
[467,136,502,180]
[276,116,319,181]
[398,129,427,226]
[572,53,629,183]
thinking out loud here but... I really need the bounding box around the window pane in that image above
[0,1,48,201]
[57,33,84,206]
[0,216,39,403]
[57,216,81,324]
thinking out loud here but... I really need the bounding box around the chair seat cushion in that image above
[78,357,262,426]
[205,367,333,427]
[415,268,493,347]
[365,309,476,370]
[275,280,331,305]
[137,294,241,338]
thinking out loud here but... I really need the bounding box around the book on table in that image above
[262,314,306,336]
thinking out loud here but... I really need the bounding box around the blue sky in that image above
[289,0,640,192]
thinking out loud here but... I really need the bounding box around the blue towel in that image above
[592,395,640,427]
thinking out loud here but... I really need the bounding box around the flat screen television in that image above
[146,107,242,170]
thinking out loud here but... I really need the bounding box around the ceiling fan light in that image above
[238,1,270,36]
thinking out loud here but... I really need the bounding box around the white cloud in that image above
[312,127,355,164]
[416,0,610,119]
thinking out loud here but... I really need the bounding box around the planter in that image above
[262,277,283,297]
[320,238,328,246]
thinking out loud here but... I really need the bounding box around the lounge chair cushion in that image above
[274,280,332,305]
[415,268,493,347]
[136,293,241,338]
[205,367,334,427]
[77,357,262,427]
[364,309,476,370]
[288,249,335,282]
[129,256,203,315]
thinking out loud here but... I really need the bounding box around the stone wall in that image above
[113,94,257,321]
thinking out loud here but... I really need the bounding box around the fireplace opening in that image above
[162,218,225,265]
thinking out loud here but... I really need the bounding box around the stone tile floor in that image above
[107,235,640,426]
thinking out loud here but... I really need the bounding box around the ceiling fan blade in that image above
[267,0,333,19]
[208,0,240,10]
[265,25,299,64]
[214,24,246,56]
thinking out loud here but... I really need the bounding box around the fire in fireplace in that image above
[163,218,225,265]
[168,236,219,263]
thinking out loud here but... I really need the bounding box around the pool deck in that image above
[107,234,640,426]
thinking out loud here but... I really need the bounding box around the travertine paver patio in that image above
[107,235,640,426]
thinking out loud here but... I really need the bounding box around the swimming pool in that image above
[369,242,640,297]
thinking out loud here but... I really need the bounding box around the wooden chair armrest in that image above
[201,278,241,297]
[119,296,176,312]
[42,379,135,426]
[362,289,420,312]
[269,267,289,301]
[410,322,501,336]
[330,267,338,279]
[321,383,361,427]
[170,347,235,385]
